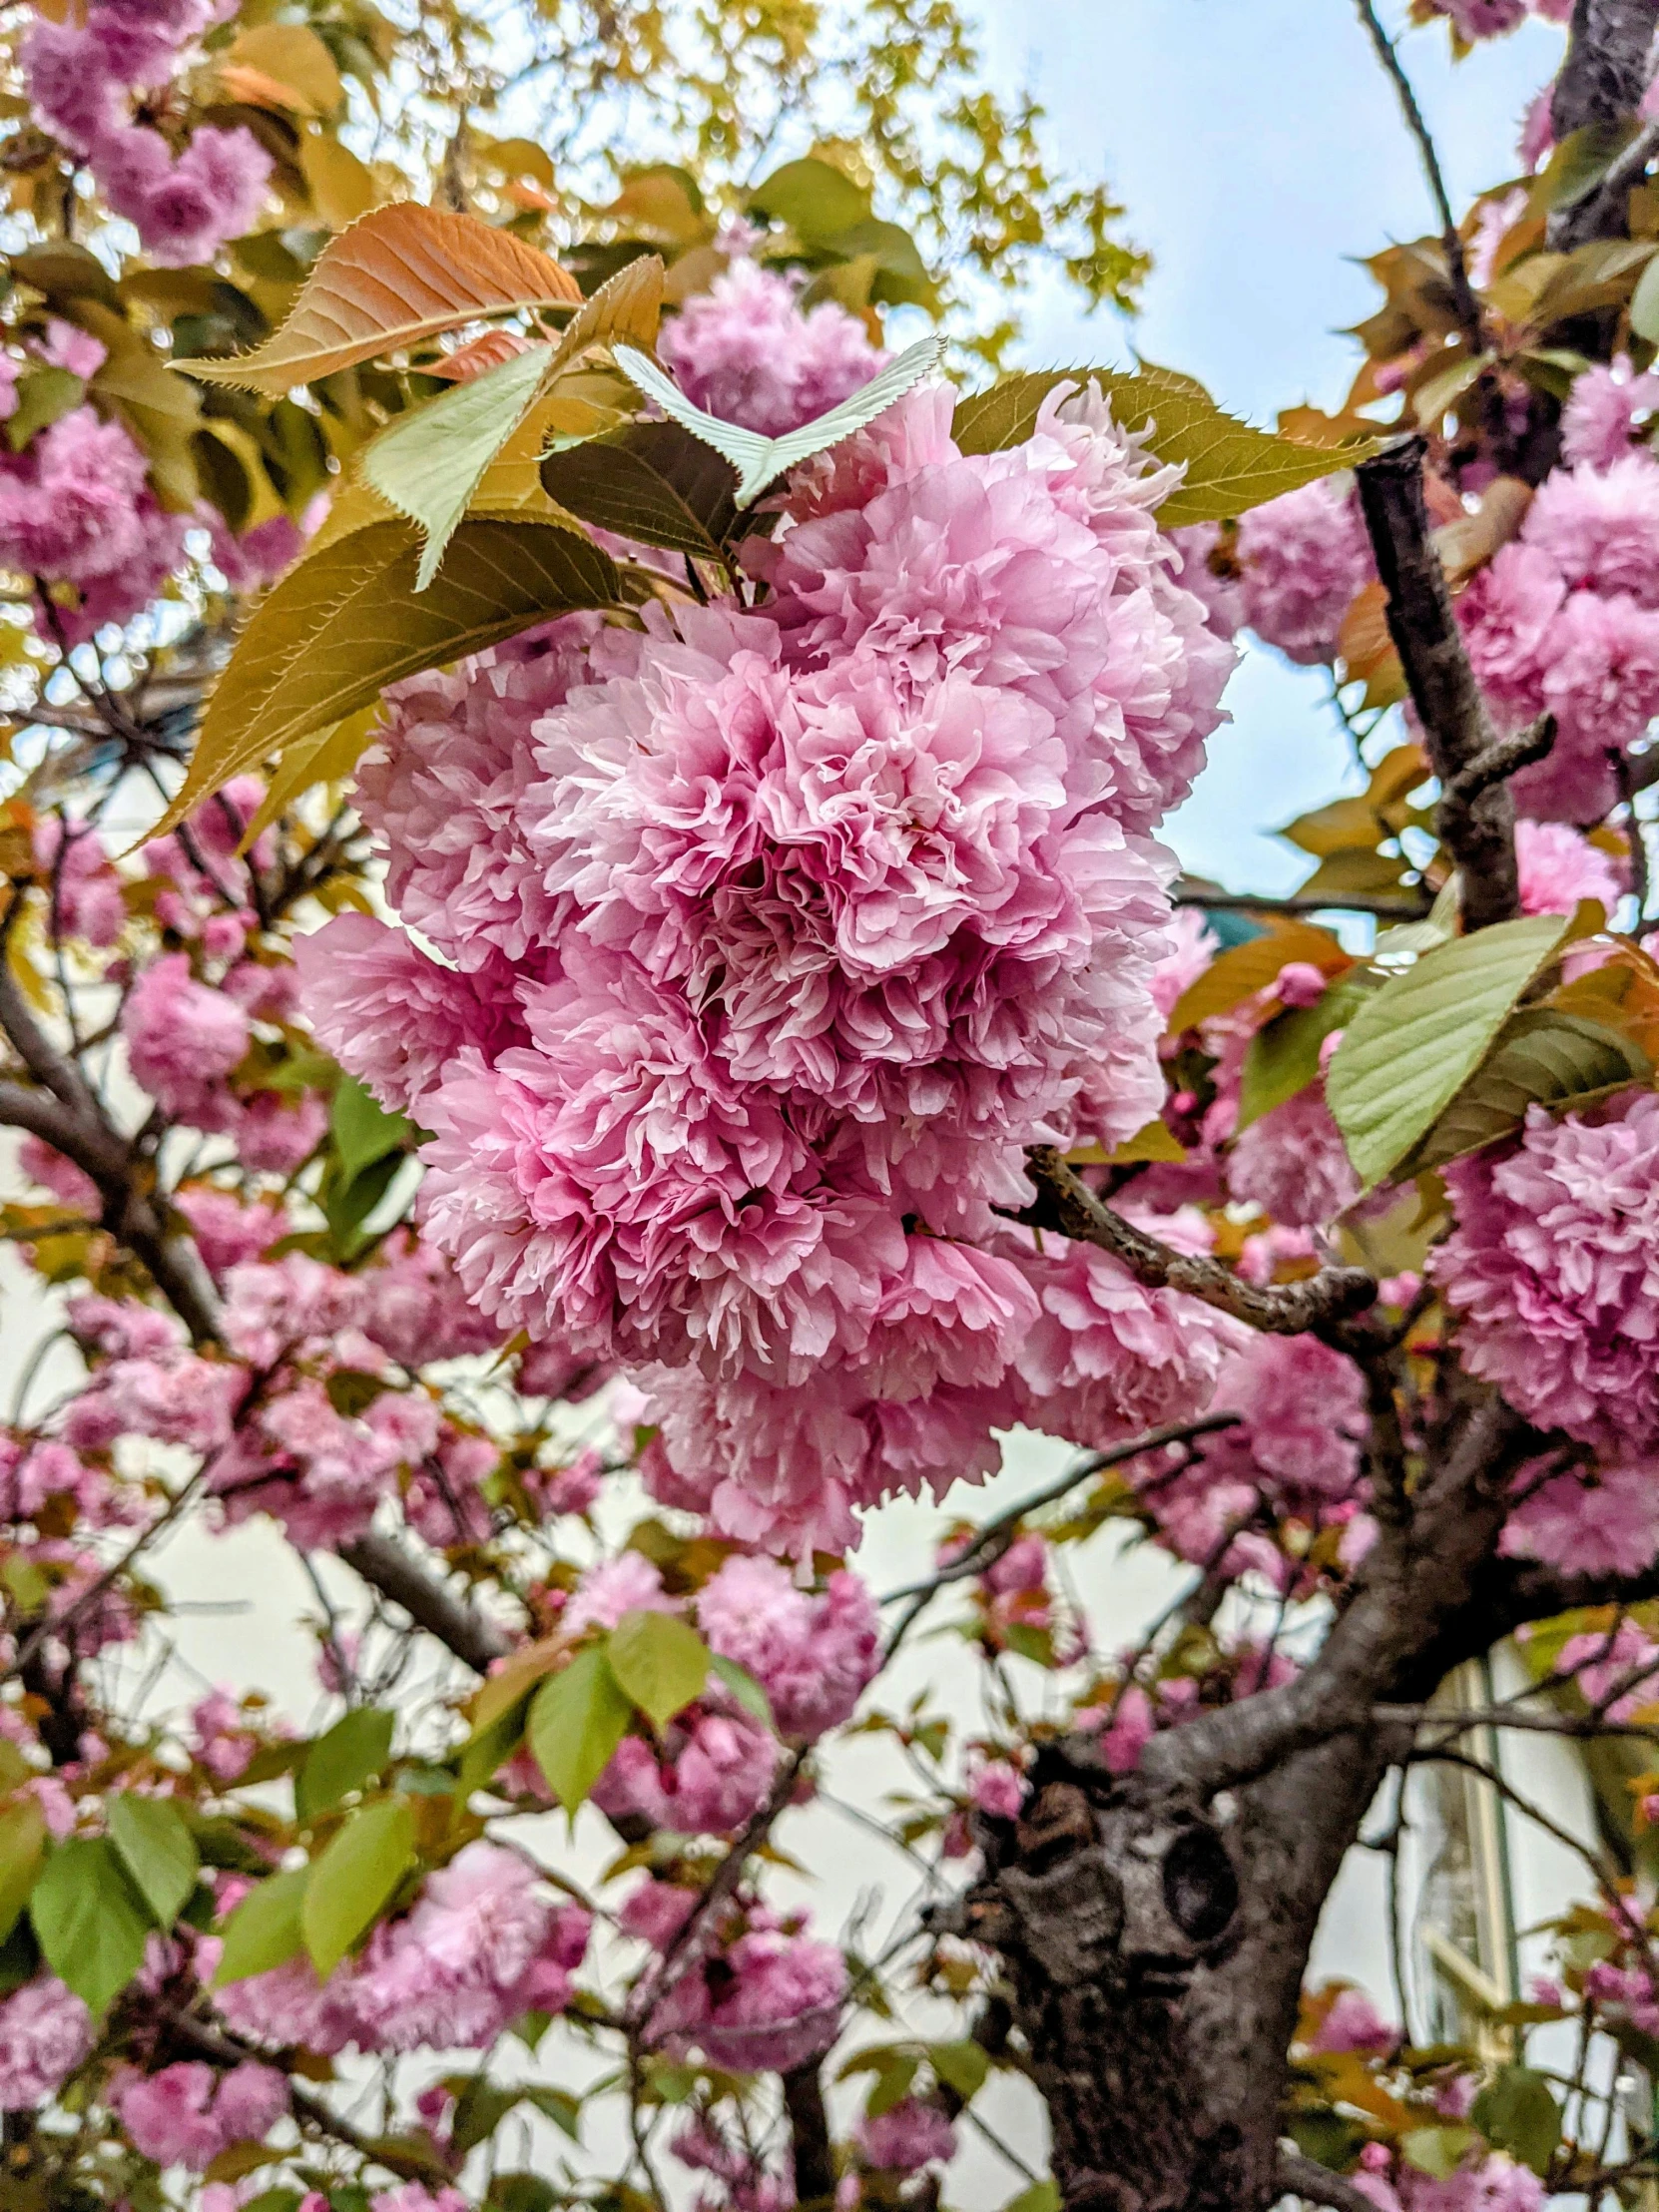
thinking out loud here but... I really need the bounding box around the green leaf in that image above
[149,519,622,835]
[524,2085,584,2142]
[449,2075,526,2155]
[951,365,1377,524]
[295,1708,396,1826]
[213,1864,309,1985]
[0,1796,46,1943]
[607,1609,710,1732]
[1533,121,1637,214]
[366,342,557,589]
[1470,2065,1562,2177]
[1406,1009,1652,1175]
[106,1794,198,1931]
[527,1647,634,1817]
[614,335,944,507]
[865,2050,920,2117]
[1236,977,1369,1132]
[363,255,665,588]
[747,157,872,241]
[5,365,84,453]
[1632,249,1659,344]
[929,2037,990,2101]
[710,1654,775,1732]
[300,1799,415,1978]
[330,1078,409,1188]
[1002,2181,1061,2212]
[540,421,742,564]
[489,2179,560,2212]
[1326,914,1570,1190]
[1400,2125,1480,2179]
[30,1837,152,2012]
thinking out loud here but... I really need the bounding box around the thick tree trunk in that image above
[969,1741,1390,2212]
[965,1386,1534,2211]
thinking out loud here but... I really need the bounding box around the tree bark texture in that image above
[962,1382,1539,2211]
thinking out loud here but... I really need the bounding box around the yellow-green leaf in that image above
[951,365,1378,524]
[106,1794,198,1931]
[366,342,557,589]
[213,1865,308,1986]
[0,1796,46,1943]
[221,23,343,116]
[300,1799,415,1978]
[528,1647,633,1817]
[1166,920,1350,1034]
[178,204,582,398]
[607,1609,710,1733]
[295,1707,395,1825]
[1405,1009,1652,1175]
[150,519,620,835]
[241,703,383,843]
[30,1837,151,2013]
[1326,914,1570,1190]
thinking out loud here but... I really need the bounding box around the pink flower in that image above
[594,1703,780,1834]
[98,121,273,266]
[19,1133,100,1217]
[565,1553,676,1637]
[1513,818,1624,915]
[1523,453,1659,605]
[1561,358,1659,469]
[1227,1081,1359,1227]
[970,1758,1028,1820]
[1435,1091,1659,1453]
[855,2097,957,2172]
[1307,1984,1395,2054]
[1236,477,1373,666]
[650,1913,846,2072]
[659,258,887,435]
[351,618,606,971]
[174,1187,283,1280]
[695,1555,879,1740]
[295,913,526,1119]
[1150,905,1218,1024]
[115,2060,287,2171]
[0,1975,91,2109]
[1553,1618,1659,1716]
[122,953,250,1121]
[34,816,124,946]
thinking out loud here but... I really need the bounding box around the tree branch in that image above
[1278,2150,1394,2212]
[1021,1146,1376,1342]
[1551,0,1659,247]
[1174,887,1431,920]
[1357,439,1520,928]
[337,1530,511,1675]
[782,2062,836,2210]
[1351,0,1483,351]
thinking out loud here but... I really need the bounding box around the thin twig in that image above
[1174,887,1431,920]
[1021,1146,1377,1342]
[1279,2149,1396,2212]
[1351,0,1484,352]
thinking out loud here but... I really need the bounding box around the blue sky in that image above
[971,0,1564,887]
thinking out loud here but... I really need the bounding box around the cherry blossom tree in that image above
[11,3,1659,2210]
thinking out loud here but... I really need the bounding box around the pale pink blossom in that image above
[695,1555,879,1739]
[0,1975,91,2108]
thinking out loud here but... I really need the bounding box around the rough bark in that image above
[1356,441,1521,931]
[1550,0,1659,248]
[963,1382,1535,2211]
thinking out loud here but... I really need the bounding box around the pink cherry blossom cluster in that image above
[57,1247,499,1553]
[658,255,888,434]
[23,0,272,266]
[625,1879,848,2072]
[302,379,1240,1551]
[1228,476,1376,668]
[0,321,190,645]
[1414,0,1569,38]
[1434,1090,1659,1557]
[1457,447,1659,820]
[1128,1331,1373,1587]
[217,1842,591,2056]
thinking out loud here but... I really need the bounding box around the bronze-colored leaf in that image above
[177,205,582,397]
